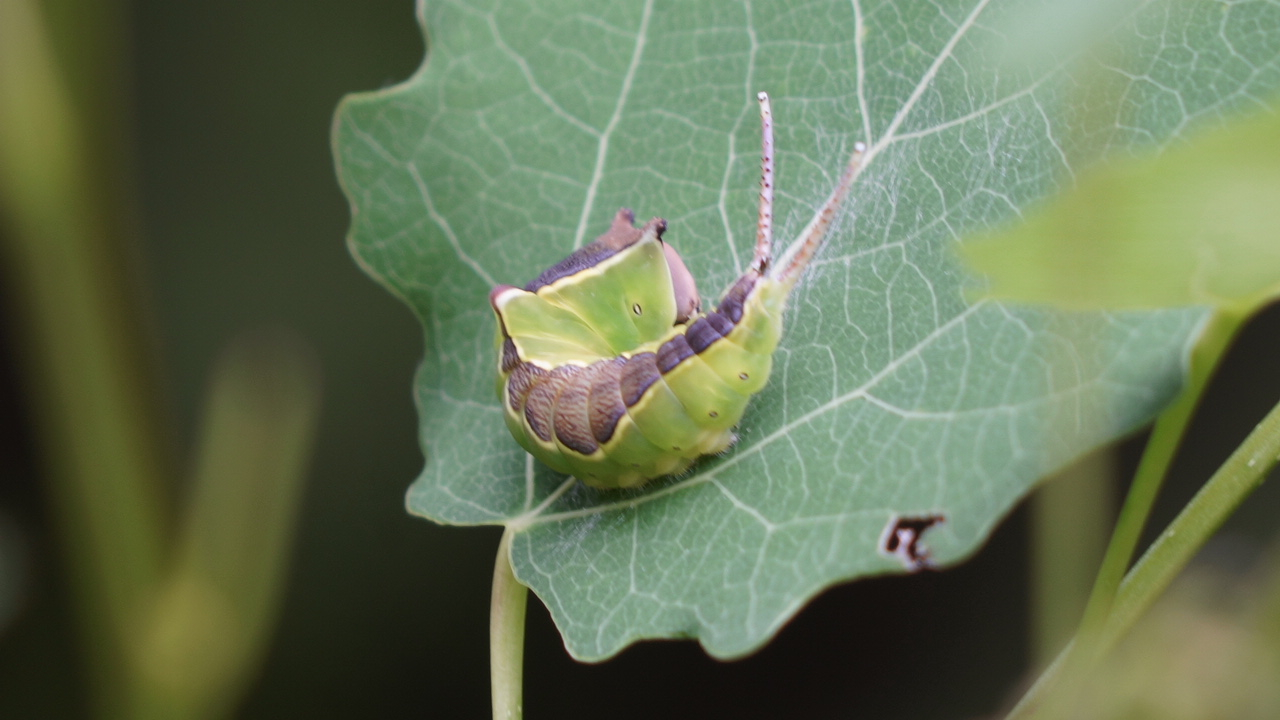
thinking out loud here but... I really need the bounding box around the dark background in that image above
[1,1,1278,718]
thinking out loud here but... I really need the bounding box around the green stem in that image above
[1100,391,1280,656]
[1008,339,1280,720]
[491,527,527,720]
[1076,310,1239,638]
[1029,309,1242,708]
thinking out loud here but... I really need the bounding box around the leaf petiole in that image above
[491,526,527,720]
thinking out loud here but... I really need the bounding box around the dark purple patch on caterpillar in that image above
[587,358,628,443]
[523,366,579,443]
[704,310,735,337]
[506,361,547,413]
[522,381,557,442]
[619,353,661,407]
[685,316,724,354]
[552,365,599,455]
[716,273,758,324]
[524,209,666,292]
[687,310,739,354]
[657,335,694,373]
[525,246,621,292]
[500,338,521,374]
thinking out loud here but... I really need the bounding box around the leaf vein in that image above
[406,163,498,286]
[572,0,655,250]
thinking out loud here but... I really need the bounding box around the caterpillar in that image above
[489,93,867,489]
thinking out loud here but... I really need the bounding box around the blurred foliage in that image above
[1,0,321,717]
[0,510,27,635]
[1030,449,1116,666]
[960,62,1280,720]
[964,103,1280,314]
[955,55,1280,720]
[0,0,1279,719]
[1070,547,1280,720]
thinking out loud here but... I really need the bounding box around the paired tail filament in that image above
[751,91,868,288]
[751,92,776,275]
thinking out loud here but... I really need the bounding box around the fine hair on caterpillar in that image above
[490,92,868,489]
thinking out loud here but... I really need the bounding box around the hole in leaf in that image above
[879,513,946,572]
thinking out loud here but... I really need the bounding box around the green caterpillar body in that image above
[490,208,787,489]
[488,92,865,489]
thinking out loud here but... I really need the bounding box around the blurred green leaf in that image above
[3,1,322,717]
[333,0,1280,659]
[135,332,321,717]
[964,106,1280,313]
[1,3,168,715]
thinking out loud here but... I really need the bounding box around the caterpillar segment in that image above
[488,91,866,488]
[491,209,787,489]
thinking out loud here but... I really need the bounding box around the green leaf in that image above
[333,0,1280,660]
[963,105,1280,313]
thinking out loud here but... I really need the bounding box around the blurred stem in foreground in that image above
[0,0,167,714]
[135,334,320,720]
[1012,311,1241,719]
[1260,535,1280,651]
[1010,358,1280,718]
[1030,449,1115,666]
[0,1,322,718]
[1071,312,1240,645]
[962,88,1280,720]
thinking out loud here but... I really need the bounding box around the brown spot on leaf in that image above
[880,513,946,572]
